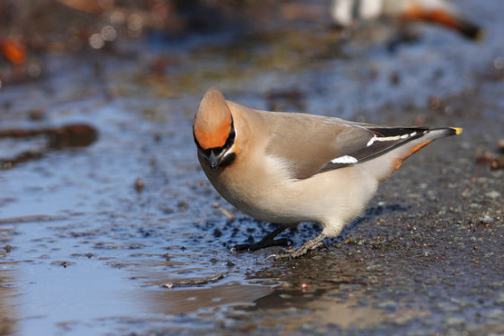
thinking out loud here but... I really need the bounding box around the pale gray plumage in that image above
[193,88,461,258]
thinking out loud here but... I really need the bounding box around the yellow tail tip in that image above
[451,127,463,135]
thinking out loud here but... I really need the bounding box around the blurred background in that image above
[1,1,503,336]
[1,0,328,84]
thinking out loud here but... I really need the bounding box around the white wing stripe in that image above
[331,155,358,164]
[366,131,421,147]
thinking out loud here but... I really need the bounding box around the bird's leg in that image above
[271,232,327,259]
[233,224,289,252]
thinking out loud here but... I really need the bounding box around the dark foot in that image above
[269,232,327,259]
[233,225,289,252]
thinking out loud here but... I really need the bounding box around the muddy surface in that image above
[1,1,504,335]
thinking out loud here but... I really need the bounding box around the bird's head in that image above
[193,88,237,170]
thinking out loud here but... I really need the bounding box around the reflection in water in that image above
[243,287,386,330]
[0,268,16,336]
[0,244,17,336]
[147,282,273,315]
[0,225,17,335]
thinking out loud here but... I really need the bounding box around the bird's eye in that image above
[213,147,223,156]
[225,128,236,148]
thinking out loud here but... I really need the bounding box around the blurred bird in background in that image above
[330,0,484,41]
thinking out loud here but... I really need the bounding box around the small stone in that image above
[51,260,75,268]
[134,177,145,193]
[377,301,397,309]
[496,292,504,305]
[391,316,412,326]
[445,317,465,327]
[486,191,501,199]
[219,208,235,220]
[479,215,495,225]
[366,264,382,271]
[177,200,188,211]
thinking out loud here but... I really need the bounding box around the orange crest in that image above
[194,88,233,150]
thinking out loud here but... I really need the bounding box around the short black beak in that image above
[207,150,221,169]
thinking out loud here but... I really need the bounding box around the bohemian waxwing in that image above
[193,88,462,258]
[331,0,483,40]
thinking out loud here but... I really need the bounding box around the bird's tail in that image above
[402,6,484,41]
[456,19,485,40]
[359,127,462,182]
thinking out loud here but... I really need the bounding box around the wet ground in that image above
[1,1,504,335]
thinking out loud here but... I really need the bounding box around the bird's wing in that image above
[264,111,456,180]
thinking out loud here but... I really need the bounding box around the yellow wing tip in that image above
[451,127,463,135]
